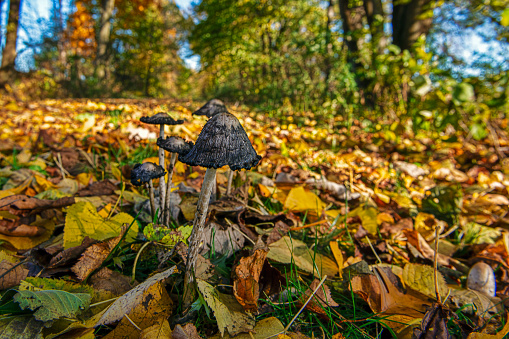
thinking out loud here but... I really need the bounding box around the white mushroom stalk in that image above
[139,113,184,223]
[180,112,261,307]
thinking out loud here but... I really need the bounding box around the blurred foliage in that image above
[8,0,508,140]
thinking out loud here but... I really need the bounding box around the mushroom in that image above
[140,113,184,221]
[192,99,235,197]
[192,98,229,118]
[130,162,166,221]
[157,136,194,225]
[180,112,261,305]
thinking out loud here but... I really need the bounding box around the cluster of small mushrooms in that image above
[130,99,261,305]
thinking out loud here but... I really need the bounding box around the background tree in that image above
[0,0,22,85]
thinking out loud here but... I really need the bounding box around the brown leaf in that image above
[0,259,28,290]
[404,229,469,273]
[71,226,127,281]
[89,267,134,297]
[77,180,118,197]
[300,279,339,316]
[48,236,98,268]
[0,195,75,216]
[0,221,46,237]
[234,248,268,311]
[351,266,428,318]
[413,303,454,339]
[172,323,202,339]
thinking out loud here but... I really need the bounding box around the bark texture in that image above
[0,0,22,85]
[392,0,434,51]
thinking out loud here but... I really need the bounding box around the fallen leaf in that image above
[402,263,448,300]
[13,289,91,322]
[63,201,137,249]
[413,303,453,339]
[0,316,45,338]
[197,279,255,337]
[300,278,339,315]
[268,236,338,277]
[71,225,129,281]
[234,247,268,311]
[209,317,285,339]
[284,186,326,215]
[349,205,378,234]
[330,241,344,278]
[96,266,177,326]
[0,254,28,290]
[140,319,172,339]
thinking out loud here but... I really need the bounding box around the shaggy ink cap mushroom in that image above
[193,99,229,118]
[180,112,261,171]
[157,136,194,156]
[130,162,166,186]
[140,112,184,125]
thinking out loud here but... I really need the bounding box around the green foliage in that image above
[13,289,91,322]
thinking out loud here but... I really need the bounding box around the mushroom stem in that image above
[226,169,233,195]
[210,178,217,203]
[158,124,166,222]
[183,167,217,306]
[164,152,178,225]
[148,180,156,221]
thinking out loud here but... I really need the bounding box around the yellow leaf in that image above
[98,204,112,218]
[377,212,394,225]
[16,149,32,164]
[349,206,378,234]
[284,186,326,214]
[63,201,137,249]
[111,164,122,181]
[76,173,92,186]
[258,184,271,198]
[268,236,338,277]
[402,263,448,300]
[0,216,55,250]
[330,241,343,278]
[188,172,200,179]
[27,158,47,170]
[34,175,57,193]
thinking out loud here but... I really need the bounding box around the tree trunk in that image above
[392,0,434,51]
[323,0,334,97]
[337,0,364,59]
[0,0,22,85]
[363,0,385,53]
[95,0,115,79]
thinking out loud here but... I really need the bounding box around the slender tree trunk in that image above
[363,0,385,53]
[392,0,434,51]
[0,0,22,85]
[95,0,115,79]
[323,0,334,98]
[337,0,364,62]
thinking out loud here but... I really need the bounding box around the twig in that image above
[290,219,328,231]
[264,275,328,339]
[225,218,255,245]
[107,182,125,220]
[365,236,382,264]
[90,296,119,308]
[434,226,442,304]
[124,314,142,331]
[132,241,152,284]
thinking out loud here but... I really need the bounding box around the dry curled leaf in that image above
[234,247,268,311]
[71,225,128,281]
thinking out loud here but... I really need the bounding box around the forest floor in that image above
[1,96,509,338]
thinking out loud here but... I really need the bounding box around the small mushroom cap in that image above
[180,112,261,171]
[130,162,166,186]
[157,136,194,156]
[193,99,229,118]
[467,262,496,297]
[140,112,184,125]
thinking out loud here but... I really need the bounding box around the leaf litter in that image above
[0,96,509,337]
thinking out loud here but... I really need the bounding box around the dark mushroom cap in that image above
[130,162,166,186]
[193,99,229,118]
[157,136,194,156]
[180,112,261,171]
[140,112,184,125]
